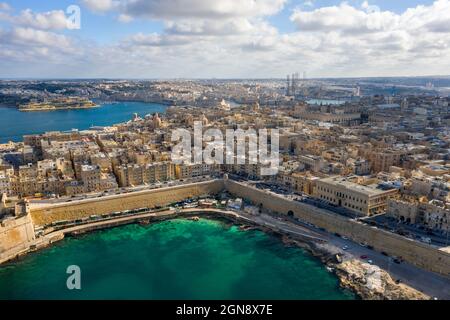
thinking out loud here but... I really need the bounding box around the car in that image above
[381,251,389,256]
[367,259,373,264]
[393,258,402,264]
[360,255,368,260]
[342,246,349,251]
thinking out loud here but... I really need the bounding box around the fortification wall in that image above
[0,214,35,259]
[30,180,225,226]
[225,179,450,276]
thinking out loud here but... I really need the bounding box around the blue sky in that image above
[0,0,449,78]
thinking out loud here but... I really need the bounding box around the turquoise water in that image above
[0,219,355,300]
[0,102,167,143]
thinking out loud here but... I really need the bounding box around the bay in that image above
[0,101,167,143]
[0,218,356,300]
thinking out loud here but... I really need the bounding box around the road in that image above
[29,176,217,207]
[364,214,450,247]
[275,213,450,299]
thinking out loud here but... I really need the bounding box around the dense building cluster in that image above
[1,82,449,237]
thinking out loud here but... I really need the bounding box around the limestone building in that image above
[314,176,398,216]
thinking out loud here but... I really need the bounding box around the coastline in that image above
[280,236,430,300]
[249,223,430,300]
[18,104,100,112]
[0,209,430,300]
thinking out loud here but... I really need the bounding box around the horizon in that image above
[2,74,450,81]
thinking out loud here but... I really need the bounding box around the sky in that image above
[0,0,449,79]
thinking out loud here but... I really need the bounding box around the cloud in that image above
[121,0,286,19]
[2,0,450,78]
[282,0,450,77]
[125,32,193,47]
[0,2,10,11]
[81,0,119,12]
[290,2,397,33]
[302,1,315,8]
[16,9,69,30]
[0,27,72,48]
[81,0,286,18]
[117,14,133,23]
[290,0,450,35]
[0,8,70,30]
[163,18,275,36]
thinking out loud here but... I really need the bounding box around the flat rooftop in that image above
[319,176,396,197]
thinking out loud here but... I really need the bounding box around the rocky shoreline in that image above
[278,235,430,300]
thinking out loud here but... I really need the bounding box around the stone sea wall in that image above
[30,180,225,226]
[225,179,450,277]
[0,214,35,262]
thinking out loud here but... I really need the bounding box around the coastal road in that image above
[29,177,216,208]
[242,212,328,242]
[326,235,450,299]
[275,214,450,299]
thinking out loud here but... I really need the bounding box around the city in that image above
[0,0,449,307]
[1,77,449,300]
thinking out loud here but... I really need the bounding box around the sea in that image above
[0,101,167,143]
[0,219,356,300]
